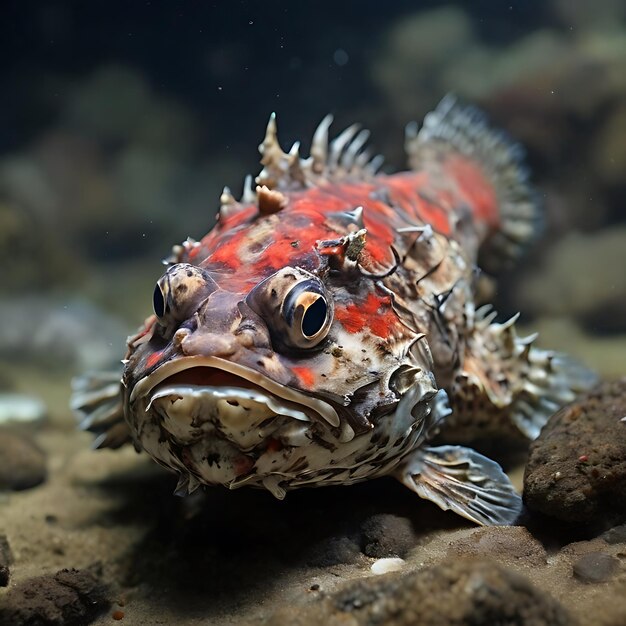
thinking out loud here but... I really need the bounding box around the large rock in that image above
[524,378,626,523]
[257,557,575,626]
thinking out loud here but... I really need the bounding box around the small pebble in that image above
[112,609,125,620]
[573,551,619,583]
[370,557,405,575]
[602,524,626,545]
[360,513,417,558]
[0,430,47,490]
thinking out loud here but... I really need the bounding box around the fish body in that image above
[72,97,593,525]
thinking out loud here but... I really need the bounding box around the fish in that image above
[71,95,595,526]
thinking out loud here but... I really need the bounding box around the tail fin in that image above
[406,95,542,271]
[70,370,131,449]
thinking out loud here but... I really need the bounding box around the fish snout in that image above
[180,331,241,358]
[180,295,274,358]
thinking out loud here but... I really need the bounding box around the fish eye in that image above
[301,296,328,338]
[152,263,217,329]
[153,283,166,319]
[245,267,334,351]
[282,280,332,348]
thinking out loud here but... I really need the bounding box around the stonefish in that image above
[72,96,591,525]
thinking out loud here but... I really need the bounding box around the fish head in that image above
[123,224,442,495]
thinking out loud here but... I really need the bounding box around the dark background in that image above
[3,1,552,151]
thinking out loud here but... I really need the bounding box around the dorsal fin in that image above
[255,113,384,192]
[405,95,541,270]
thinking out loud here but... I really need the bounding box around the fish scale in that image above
[71,95,595,526]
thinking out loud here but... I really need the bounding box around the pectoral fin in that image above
[70,370,131,449]
[394,444,522,526]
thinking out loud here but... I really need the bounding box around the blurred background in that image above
[2,0,625,398]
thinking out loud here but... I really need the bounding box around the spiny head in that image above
[119,113,439,496]
[123,230,435,495]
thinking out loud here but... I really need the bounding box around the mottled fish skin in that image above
[72,96,595,525]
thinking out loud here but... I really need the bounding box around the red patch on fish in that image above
[334,293,397,338]
[145,351,163,369]
[292,365,315,388]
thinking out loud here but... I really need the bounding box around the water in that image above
[1,2,625,624]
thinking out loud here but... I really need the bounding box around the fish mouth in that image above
[130,355,340,429]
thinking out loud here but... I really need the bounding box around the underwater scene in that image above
[1,1,626,624]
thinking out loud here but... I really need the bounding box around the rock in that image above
[0,430,47,490]
[0,567,109,625]
[573,552,620,583]
[0,393,47,428]
[360,513,417,558]
[0,534,13,587]
[447,526,547,568]
[524,378,626,523]
[601,523,626,545]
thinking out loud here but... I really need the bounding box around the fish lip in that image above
[129,355,340,427]
[147,384,314,424]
